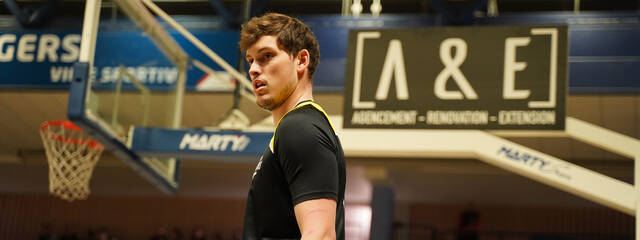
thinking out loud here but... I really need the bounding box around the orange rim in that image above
[40,121,104,150]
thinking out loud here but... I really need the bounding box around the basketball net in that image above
[40,121,104,201]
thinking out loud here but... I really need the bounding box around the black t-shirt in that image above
[242,101,346,240]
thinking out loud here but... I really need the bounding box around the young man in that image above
[239,13,346,240]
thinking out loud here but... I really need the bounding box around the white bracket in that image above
[336,116,639,237]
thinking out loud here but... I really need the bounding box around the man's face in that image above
[246,35,298,110]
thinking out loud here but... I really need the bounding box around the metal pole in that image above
[342,0,351,16]
[79,0,101,112]
[140,0,251,91]
[79,0,101,68]
[351,0,363,18]
[370,0,382,17]
[574,0,580,13]
[488,0,498,17]
[111,66,124,128]
[173,64,186,128]
[233,0,252,109]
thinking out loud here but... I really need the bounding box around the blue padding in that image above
[570,27,640,56]
[569,61,640,94]
[131,127,271,162]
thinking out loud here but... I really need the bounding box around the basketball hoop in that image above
[39,121,103,201]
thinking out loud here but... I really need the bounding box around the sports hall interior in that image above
[1,0,639,240]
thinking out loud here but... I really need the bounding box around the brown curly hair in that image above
[239,13,320,78]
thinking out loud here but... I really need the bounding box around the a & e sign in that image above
[343,25,568,130]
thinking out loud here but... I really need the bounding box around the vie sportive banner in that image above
[343,25,568,130]
[0,30,239,91]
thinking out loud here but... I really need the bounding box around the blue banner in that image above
[131,127,271,161]
[0,29,239,91]
[1,13,639,93]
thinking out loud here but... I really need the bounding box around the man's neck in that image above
[271,80,313,125]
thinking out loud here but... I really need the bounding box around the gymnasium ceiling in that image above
[0,0,638,208]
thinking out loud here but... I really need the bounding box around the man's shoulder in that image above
[274,105,333,143]
[279,105,328,130]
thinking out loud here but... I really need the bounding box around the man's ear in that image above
[296,49,310,74]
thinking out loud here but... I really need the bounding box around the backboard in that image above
[66,0,246,194]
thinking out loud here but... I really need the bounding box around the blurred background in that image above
[0,0,639,240]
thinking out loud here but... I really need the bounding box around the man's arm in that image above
[294,198,337,240]
[277,111,341,239]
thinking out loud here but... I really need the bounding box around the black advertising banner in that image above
[343,26,568,130]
